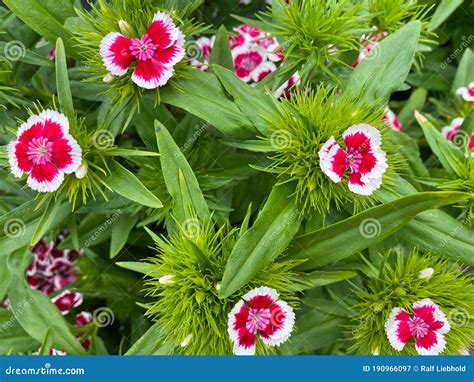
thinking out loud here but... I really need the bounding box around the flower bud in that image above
[75,161,88,179]
[180,334,192,347]
[118,20,133,37]
[159,275,175,285]
[419,267,434,279]
[103,74,115,83]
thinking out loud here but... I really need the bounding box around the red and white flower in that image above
[27,234,82,295]
[273,72,300,99]
[7,110,82,193]
[251,61,277,83]
[319,124,388,195]
[383,107,403,132]
[232,45,267,82]
[100,12,185,89]
[189,36,215,71]
[456,82,474,102]
[385,299,450,355]
[52,290,83,315]
[441,117,464,141]
[227,286,295,355]
[76,311,92,327]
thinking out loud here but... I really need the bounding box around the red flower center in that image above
[130,35,157,61]
[27,137,53,165]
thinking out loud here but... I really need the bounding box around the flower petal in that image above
[51,290,83,315]
[153,32,185,67]
[8,141,30,177]
[413,299,450,335]
[343,123,382,150]
[27,163,64,193]
[242,286,279,306]
[415,331,446,355]
[100,32,134,76]
[227,300,257,355]
[260,300,295,347]
[348,172,383,196]
[51,136,82,174]
[147,12,180,49]
[131,58,174,89]
[385,307,413,351]
[318,137,348,183]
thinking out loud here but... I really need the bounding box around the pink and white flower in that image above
[318,124,388,195]
[189,36,215,71]
[251,61,277,83]
[441,117,464,141]
[232,45,267,82]
[7,110,82,193]
[100,12,185,89]
[51,290,83,315]
[383,107,403,132]
[456,82,474,102]
[385,299,450,355]
[228,286,295,355]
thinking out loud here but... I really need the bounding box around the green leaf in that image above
[3,0,79,60]
[110,214,138,258]
[451,48,474,95]
[0,308,40,354]
[220,184,303,298]
[155,121,210,224]
[8,276,86,355]
[415,111,465,177]
[98,148,160,157]
[288,191,473,269]
[125,322,165,355]
[292,271,358,291]
[209,26,233,71]
[428,0,463,32]
[55,38,74,121]
[346,21,421,104]
[116,261,153,275]
[213,64,278,136]
[106,160,163,209]
[38,328,53,356]
[160,70,255,139]
[398,87,427,128]
[31,200,70,246]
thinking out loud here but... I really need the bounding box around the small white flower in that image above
[75,162,88,179]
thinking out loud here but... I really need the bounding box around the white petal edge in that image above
[100,32,130,76]
[318,137,345,183]
[242,286,279,303]
[27,170,64,193]
[343,123,382,149]
[60,135,82,174]
[384,307,408,352]
[261,300,295,347]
